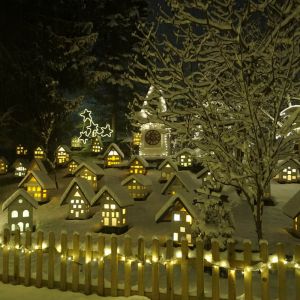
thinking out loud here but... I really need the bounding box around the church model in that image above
[137,86,171,158]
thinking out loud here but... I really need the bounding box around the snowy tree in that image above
[129,0,300,240]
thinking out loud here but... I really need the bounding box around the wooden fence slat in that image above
[181,238,189,300]
[13,229,20,284]
[36,230,44,288]
[60,231,68,291]
[212,239,220,300]
[277,243,286,300]
[196,238,204,300]
[151,236,160,300]
[72,232,80,292]
[48,232,55,288]
[2,226,10,283]
[111,234,118,297]
[227,239,236,300]
[97,234,105,296]
[243,239,253,300]
[166,239,174,300]
[259,240,269,300]
[137,236,145,296]
[295,244,300,300]
[84,233,92,295]
[24,229,32,286]
[124,235,132,297]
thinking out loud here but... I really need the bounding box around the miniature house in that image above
[282,189,300,237]
[121,174,152,200]
[27,158,48,174]
[34,146,46,159]
[155,191,197,244]
[161,171,199,196]
[2,189,38,232]
[158,158,178,182]
[175,148,194,168]
[91,136,103,153]
[132,132,141,146]
[18,170,56,202]
[60,177,95,219]
[102,143,124,167]
[73,161,104,191]
[66,157,82,175]
[128,155,149,175]
[12,158,29,177]
[71,136,82,150]
[0,157,9,175]
[55,145,71,165]
[91,184,134,233]
[196,167,221,191]
[273,158,300,183]
[16,144,28,156]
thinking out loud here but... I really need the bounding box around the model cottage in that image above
[0,156,8,174]
[175,148,194,168]
[12,158,29,177]
[16,144,28,156]
[158,158,178,182]
[27,158,48,174]
[34,146,46,159]
[91,136,103,153]
[102,143,124,167]
[128,155,149,175]
[66,157,82,175]
[91,184,134,233]
[121,174,152,200]
[60,177,95,219]
[2,189,38,232]
[55,145,71,165]
[273,158,300,183]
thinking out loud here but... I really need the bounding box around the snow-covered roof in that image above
[155,191,198,222]
[102,143,125,159]
[12,158,30,169]
[91,184,134,207]
[121,174,152,187]
[28,158,48,174]
[92,135,103,144]
[66,156,83,166]
[196,167,210,178]
[34,145,45,151]
[60,177,95,205]
[2,189,38,211]
[174,148,195,158]
[158,158,178,171]
[0,156,8,164]
[128,155,149,168]
[275,158,300,174]
[56,145,71,153]
[161,171,199,194]
[282,190,300,219]
[18,171,56,190]
[74,161,104,176]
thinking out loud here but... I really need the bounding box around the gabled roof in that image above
[66,156,83,166]
[56,145,71,153]
[92,135,103,144]
[102,143,125,159]
[175,148,195,158]
[128,155,149,168]
[276,158,300,173]
[28,158,48,174]
[34,145,45,151]
[2,189,38,211]
[18,171,56,190]
[91,184,134,207]
[60,177,95,205]
[282,190,300,219]
[155,191,198,222]
[0,156,8,164]
[74,161,104,176]
[158,158,178,171]
[121,174,152,187]
[161,171,199,194]
[12,158,30,169]
[196,167,210,178]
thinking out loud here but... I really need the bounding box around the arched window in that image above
[11,224,16,231]
[23,210,30,217]
[11,210,18,218]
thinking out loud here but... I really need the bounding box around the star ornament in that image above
[80,109,92,122]
[87,121,100,137]
[100,123,113,137]
[79,131,90,144]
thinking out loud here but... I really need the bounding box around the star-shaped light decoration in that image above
[80,109,92,122]
[87,121,100,137]
[79,131,90,144]
[99,123,113,137]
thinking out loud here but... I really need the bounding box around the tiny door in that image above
[104,218,109,225]
[18,222,24,231]
[288,175,291,181]
[75,211,79,218]
[112,218,117,226]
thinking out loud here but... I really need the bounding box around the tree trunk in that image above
[254,193,264,241]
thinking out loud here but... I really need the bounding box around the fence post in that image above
[211,239,220,300]
[227,239,236,300]
[295,244,300,300]
[36,230,44,288]
[124,235,132,297]
[72,232,80,292]
[24,229,32,286]
[196,238,204,300]
[259,240,269,300]
[277,243,286,300]
[137,236,145,296]
[84,233,92,295]
[111,234,118,297]
[166,238,174,300]
[243,239,253,300]
[97,234,105,296]
[2,226,10,283]
[14,228,20,284]
[152,236,160,299]
[60,231,68,291]
[48,232,55,289]
[181,238,189,300]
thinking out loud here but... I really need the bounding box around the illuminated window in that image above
[22,210,29,217]
[71,200,74,203]
[173,232,178,241]
[104,204,109,209]
[111,204,116,209]
[180,226,185,232]
[71,210,74,213]
[18,199,23,204]
[186,215,192,223]
[11,210,18,218]
[173,213,180,221]
[122,209,126,214]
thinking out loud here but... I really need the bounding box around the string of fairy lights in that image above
[0,241,299,274]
